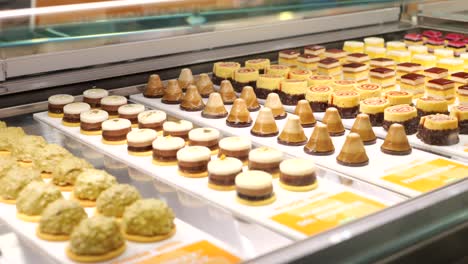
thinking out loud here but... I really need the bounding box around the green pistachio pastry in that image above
[122,199,175,237]
[0,127,26,153]
[0,156,17,178]
[16,182,63,216]
[74,169,117,201]
[12,135,47,162]
[0,166,41,200]
[52,156,93,187]
[39,199,87,236]
[34,144,72,174]
[96,184,141,218]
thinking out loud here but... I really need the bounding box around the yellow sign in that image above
[271,192,385,236]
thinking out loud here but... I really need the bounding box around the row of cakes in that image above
[0,122,177,262]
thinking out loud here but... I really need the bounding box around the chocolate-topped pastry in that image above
[180,85,204,111]
[305,85,332,112]
[138,110,166,131]
[235,170,275,206]
[343,62,369,82]
[336,133,369,167]
[177,146,211,178]
[212,62,241,85]
[304,45,325,57]
[417,114,459,146]
[101,96,127,117]
[255,74,283,99]
[62,102,91,127]
[381,124,412,155]
[360,97,388,126]
[218,136,251,163]
[329,90,360,119]
[266,64,290,78]
[248,147,283,178]
[48,94,74,118]
[279,79,308,105]
[396,62,423,80]
[80,109,108,135]
[457,85,468,105]
[278,50,300,67]
[370,58,395,69]
[152,136,185,166]
[144,74,165,98]
[324,48,348,64]
[202,93,228,119]
[162,80,183,104]
[127,129,158,156]
[245,58,270,74]
[240,86,261,112]
[289,69,313,80]
[296,54,320,71]
[251,108,279,137]
[178,68,194,91]
[226,99,252,127]
[383,104,419,135]
[385,91,413,106]
[416,97,449,117]
[356,83,382,100]
[424,67,449,80]
[317,57,342,78]
[265,93,287,119]
[163,120,193,140]
[294,100,316,128]
[450,105,468,134]
[451,72,468,88]
[277,115,308,146]
[195,74,215,98]
[279,159,317,192]
[118,104,145,126]
[232,68,259,93]
[346,53,370,63]
[188,128,220,152]
[400,73,425,98]
[83,88,108,108]
[207,157,243,191]
[426,78,456,103]
[101,118,132,145]
[369,67,396,91]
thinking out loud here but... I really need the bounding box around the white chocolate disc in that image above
[249,147,283,163]
[80,109,108,123]
[138,110,167,124]
[188,128,220,142]
[126,129,157,143]
[48,94,74,105]
[63,102,91,114]
[163,120,193,132]
[219,136,251,151]
[177,146,211,162]
[102,118,132,131]
[208,157,243,175]
[83,88,108,99]
[235,170,273,189]
[152,136,185,150]
[101,95,127,106]
[118,104,145,115]
[280,159,316,176]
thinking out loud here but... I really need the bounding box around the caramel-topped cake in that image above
[304,45,325,57]
[424,67,449,80]
[322,107,345,136]
[219,80,237,105]
[346,53,370,64]
[450,105,468,134]
[202,93,228,119]
[400,73,425,98]
[163,120,193,140]
[83,88,108,108]
[365,47,386,59]
[296,54,320,71]
[138,110,166,131]
[385,91,413,106]
[178,68,194,91]
[332,80,357,92]
[152,136,185,166]
[118,104,145,126]
[329,90,360,119]
[383,104,419,135]
[360,97,388,126]
[412,54,437,68]
[266,64,289,78]
[80,109,109,135]
[208,157,243,191]
[387,41,406,51]
[304,123,335,155]
[308,75,333,87]
[350,114,376,145]
[188,128,220,152]
[294,100,316,128]
[180,85,204,111]
[255,74,284,99]
[277,115,308,146]
[278,50,300,67]
[218,136,251,162]
[101,118,132,145]
[343,63,369,82]
[235,170,275,206]
[212,62,241,85]
[356,83,382,100]
[226,98,252,127]
[336,133,369,167]
[177,146,211,178]
[404,33,423,46]
[232,67,259,93]
[265,93,287,120]
[457,84,468,105]
[62,102,91,127]
[364,37,385,48]
[324,49,348,64]
[289,69,313,80]
[396,62,423,80]
[305,85,332,112]
[143,74,165,98]
[386,50,411,63]
[251,108,279,137]
[416,97,449,117]
[240,86,260,112]
[279,79,308,105]
[248,147,283,177]
[196,74,215,98]
[417,114,459,146]
[381,124,412,155]
[245,58,270,74]
[426,78,456,103]
[370,58,395,69]
[101,95,127,117]
[451,72,468,88]
[126,129,158,156]
[279,159,318,192]
[48,94,74,118]
[162,80,183,104]
[317,57,342,78]
[369,67,396,90]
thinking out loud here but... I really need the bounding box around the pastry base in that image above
[277,138,307,146]
[279,181,318,192]
[80,129,102,136]
[101,139,127,145]
[48,112,63,118]
[0,151,11,157]
[16,212,40,223]
[41,172,52,179]
[381,147,412,155]
[123,226,176,243]
[208,183,236,191]
[128,150,152,157]
[71,193,96,208]
[236,194,276,206]
[54,184,74,192]
[0,197,16,204]
[178,170,208,178]
[329,131,346,136]
[62,121,80,127]
[337,159,369,167]
[66,243,126,263]
[36,227,70,241]
[363,138,377,145]
[152,159,178,166]
[304,147,335,156]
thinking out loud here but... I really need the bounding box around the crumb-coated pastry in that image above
[266,64,290,78]
[245,58,270,74]
[232,68,259,92]
[279,79,308,105]
[383,104,419,135]
[317,57,342,78]
[279,159,317,192]
[196,73,215,98]
[208,156,243,191]
[324,49,348,64]
[360,97,389,126]
[218,136,251,163]
[248,147,283,177]
[177,146,211,178]
[212,62,241,85]
[52,156,93,191]
[219,80,237,105]
[381,124,412,155]
[404,33,423,46]
[417,114,459,145]
[138,110,166,131]
[62,102,91,127]
[329,90,360,119]
[226,98,252,127]
[96,184,141,218]
[240,86,261,112]
[144,74,165,98]
[202,92,228,119]
[152,136,185,166]
[0,166,41,204]
[364,37,384,48]
[450,105,468,134]
[396,62,423,80]
[458,84,468,105]
[163,120,193,140]
[343,41,364,54]
[12,135,47,165]
[289,69,313,80]
[178,68,194,91]
[416,97,449,117]
[101,118,132,145]
[0,156,16,178]
[127,129,158,156]
[236,170,275,206]
[180,85,204,111]
[296,54,320,71]
[73,169,117,207]
[304,123,335,155]
[307,75,333,87]
[255,74,284,99]
[188,128,220,151]
[331,79,357,92]
[122,199,175,242]
[412,54,437,68]
[251,107,279,137]
[400,73,425,98]
[0,127,25,156]
[336,133,369,167]
[306,85,332,112]
[83,88,108,108]
[385,91,413,106]
[16,182,62,222]
[34,144,72,178]
[424,67,449,80]
[118,104,145,126]
[80,109,108,135]
[370,58,395,69]
[278,50,300,67]
[304,45,325,57]
[100,95,127,117]
[48,94,74,118]
[277,115,308,146]
[67,216,125,262]
[365,47,386,59]
[426,78,456,103]
[162,79,183,104]
[343,62,369,82]
[356,83,382,100]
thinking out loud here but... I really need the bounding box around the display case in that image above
[1,0,468,263]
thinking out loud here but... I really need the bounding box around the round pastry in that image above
[305,85,332,112]
[48,94,74,118]
[331,80,357,92]
[62,102,91,127]
[328,90,360,119]
[279,79,308,105]
[218,136,251,164]
[417,114,459,146]
[80,109,108,135]
[177,146,211,178]
[245,58,270,74]
[248,147,283,178]
[73,169,117,207]
[52,156,93,191]
[100,95,127,117]
[188,128,220,152]
[360,97,389,126]
[289,69,312,80]
[83,88,109,108]
[66,216,126,262]
[208,156,243,191]
[16,182,62,222]
[232,67,259,93]
[127,129,158,156]
[122,199,175,242]
[450,105,468,134]
[0,166,41,204]
[383,104,419,135]
[152,136,186,166]
[12,135,47,165]
[385,91,413,106]
[34,144,72,178]
[356,83,382,100]
[308,75,333,87]
[118,104,145,126]
[279,159,317,192]
[212,62,241,84]
[255,74,284,99]
[96,184,141,218]
[162,120,193,140]
[138,110,166,131]
[267,64,290,78]
[101,118,132,145]
[416,97,449,117]
[235,170,275,206]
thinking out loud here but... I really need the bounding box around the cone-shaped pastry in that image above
[322,107,345,136]
[350,114,377,145]
[265,93,287,120]
[304,123,335,155]
[277,115,308,146]
[294,100,316,128]
[251,107,279,137]
[381,124,412,155]
[178,68,194,91]
[337,133,369,167]
[180,85,204,111]
[202,93,228,119]
[143,74,165,98]
[196,73,215,98]
[162,79,182,104]
[226,99,252,127]
[219,80,237,105]
[240,86,261,112]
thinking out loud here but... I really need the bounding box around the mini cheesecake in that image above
[329,90,360,119]
[385,91,413,106]
[289,69,313,80]
[447,40,466,57]
[255,74,284,99]
[342,63,369,82]
[434,49,454,60]
[426,78,456,103]
[138,110,166,131]
[458,84,468,105]
[118,104,145,126]
[248,147,283,178]
[356,83,382,100]
[82,88,108,108]
[400,73,425,98]
[308,75,333,87]
[369,67,396,90]
[404,33,423,46]
[279,159,317,192]
[80,109,108,135]
[424,67,449,81]
[437,58,464,73]
[177,146,211,178]
[426,37,444,53]
[127,129,158,156]
[324,49,348,64]
[383,104,419,135]
[48,94,74,118]
[188,128,220,152]
[412,54,437,68]
[100,96,127,117]
[346,53,370,64]
[152,136,185,165]
[317,58,342,78]
[279,79,308,105]
[305,85,332,112]
[360,97,389,126]
[62,102,91,127]
[416,97,449,117]
[331,80,356,92]
[408,45,428,56]
[386,41,406,51]
[212,62,241,85]
[218,136,251,163]
[304,45,325,57]
[235,170,275,206]
[245,58,270,74]
[365,47,386,59]
[101,118,132,145]
[162,120,193,140]
[266,64,290,78]
[232,67,259,93]
[364,37,385,48]
[417,114,459,146]
[278,50,300,67]
[450,105,468,134]
[386,50,411,64]
[451,72,468,88]
[343,41,364,53]
[396,62,423,80]
[207,157,243,191]
[370,58,395,69]
[296,54,320,71]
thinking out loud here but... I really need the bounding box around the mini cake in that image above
[240,86,261,112]
[218,136,251,163]
[83,88,108,108]
[385,91,413,106]
[0,166,41,204]
[118,104,145,126]
[48,94,74,118]
[212,62,241,85]
[426,37,444,53]
[80,109,108,135]
[386,50,411,64]
[365,47,386,59]
[279,159,317,192]
[445,33,465,43]
[279,79,308,105]
[422,30,442,43]
[178,68,194,91]
[356,83,382,100]
[426,78,456,103]
[177,146,211,178]
[324,49,348,64]
[437,58,464,73]
[73,169,117,207]
[245,58,270,74]
[296,54,320,71]
[400,73,425,98]
[188,128,220,152]
[195,73,215,98]
[289,69,313,80]
[322,107,345,136]
[434,48,454,60]
[219,80,237,104]
[304,45,326,57]
[458,84,468,105]
[448,40,466,57]
[346,53,370,64]
[404,33,423,46]
[364,37,385,48]
[180,85,204,111]
[305,85,332,112]
[163,120,193,140]
[152,136,186,165]
[277,115,308,146]
[408,45,428,56]
[13,135,47,166]
[342,62,369,82]
[294,100,316,127]
[386,41,406,51]
[336,133,369,167]
[255,74,283,99]
[207,156,243,191]
[30,144,70,179]
[162,79,183,104]
[96,184,141,218]
[143,74,165,98]
[138,110,166,131]
[235,170,275,206]
[248,147,283,177]
[331,79,357,92]
[101,118,132,145]
[122,199,175,242]
[202,92,228,118]
[360,97,389,126]
[412,54,437,68]
[424,67,449,80]
[127,129,158,156]
[232,68,259,93]
[52,156,92,191]
[383,104,419,135]
[417,114,459,146]
[451,72,468,88]
[100,96,127,117]
[304,123,335,155]
[308,75,333,87]
[36,200,87,241]
[251,107,279,137]
[278,50,300,67]
[67,216,125,262]
[343,41,364,53]
[381,124,412,155]
[396,62,423,80]
[62,102,91,127]
[450,105,468,134]
[416,97,449,117]
[265,93,287,119]
[350,114,377,145]
[266,64,290,78]
[226,99,252,127]
[370,58,395,69]
[329,90,360,119]
[317,57,342,78]
[16,182,62,222]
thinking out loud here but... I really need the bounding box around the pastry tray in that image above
[34,111,400,240]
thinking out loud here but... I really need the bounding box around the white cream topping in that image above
[101,118,132,131]
[83,88,108,99]
[235,170,273,189]
[126,128,157,143]
[365,46,386,54]
[280,159,316,176]
[219,136,251,151]
[434,49,454,57]
[80,109,108,123]
[188,128,220,142]
[208,157,243,175]
[460,53,468,60]
[413,54,436,62]
[118,104,145,115]
[387,50,411,58]
[138,110,167,124]
[344,41,364,48]
[249,147,283,163]
[48,94,74,105]
[324,51,347,58]
[152,136,185,150]
[63,102,90,114]
[386,41,406,49]
[439,58,463,65]
[101,95,127,106]
[343,65,368,72]
[408,45,428,53]
[364,37,384,45]
[163,120,193,132]
[177,146,211,162]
